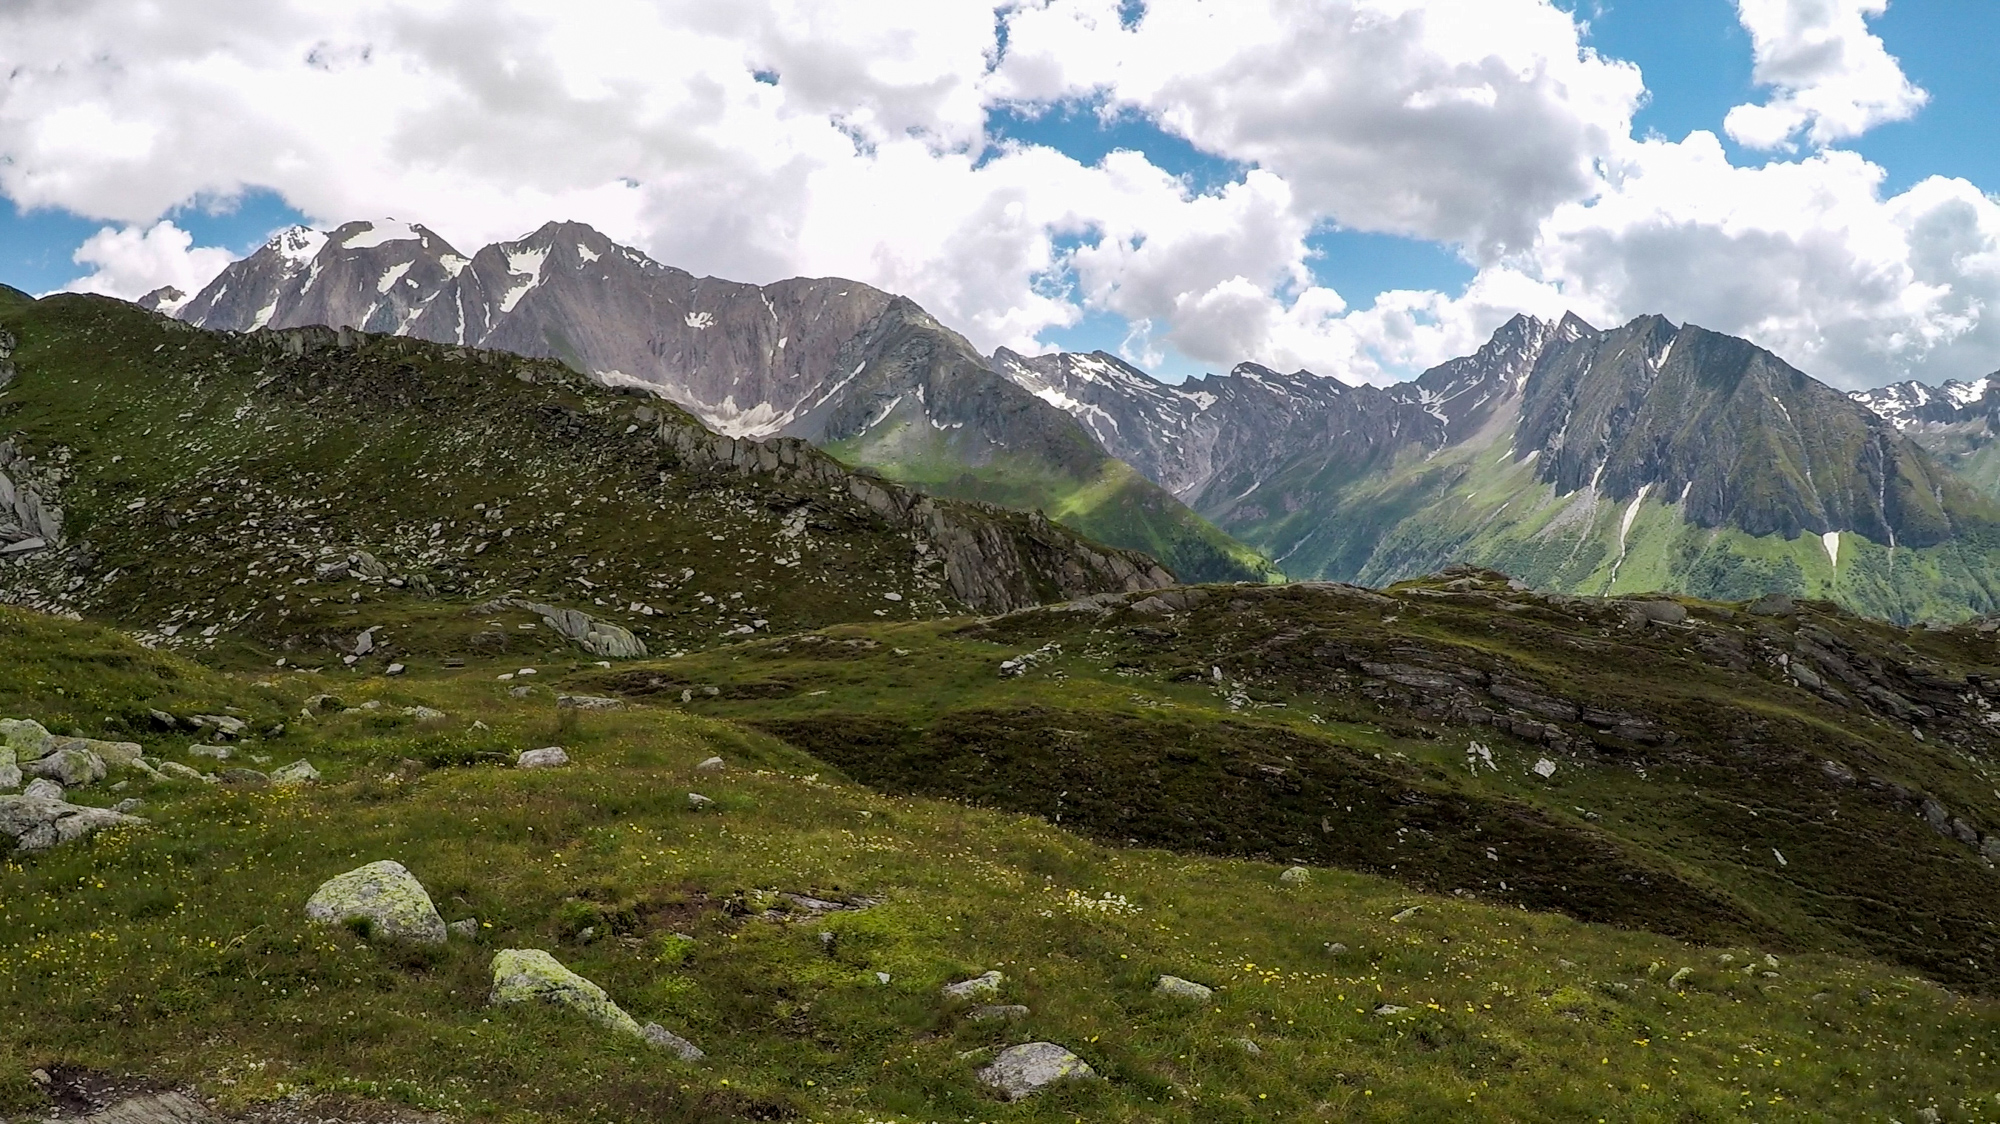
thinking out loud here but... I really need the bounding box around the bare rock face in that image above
[0,790,146,853]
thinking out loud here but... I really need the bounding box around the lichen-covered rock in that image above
[23,744,106,787]
[0,748,18,791]
[217,768,270,788]
[0,718,55,762]
[557,695,623,711]
[1279,865,1309,885]
[58,738,145,769]
[155,761,208,782]
[967,1004,1030,1022]
[271,760,320,786]
[942,970,1004,1000]
[977,1042,1098,1101]
[304,860,447,944]
[1154,975,1213,1002]
[23,778,63,802]
[642,1022,705,1060]
[489,948,642,1036]
[517,747,569,769]
[0,792,146,853]
[188,744,232,761]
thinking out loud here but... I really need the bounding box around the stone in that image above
[156,761,206,782]
[113,798,145,814]
[687,792,715,810]
[943,970,1005,1000]
[127,758,162,780]
[489,948,642,1036]
[58,737,144,769]
[1279,865,1309,885]
[968,1004,1030,1022]
[147,709,182,729]
[24,744,106,787]
[0,791,145,853]
[494,598,648,659]
[1668,967,1694,988]
[1624,598,1688,626]
[386,663,406,676]
[518,747,570,769]
[1390,906,1424,923]
[217,768,270,788]
[1325,942,1349,955]
[315,559,350,582]
[642,1022,706,1061]
[510,686,534,699]
[1532,757,1558,779]
[1373,1004,1409,1016]
[1747,592,1796,617]
[304,860,448,944]
[190,715,248,739]
[449,918,480,939]
[695,756,725,774]
[188,744,233,761]
[1235,1037,1263,1056]
[271,760,320,786]
[402,706,447,721]
[1154,975,1213,1002]
[0,749,17,791]
[977,1042,1098,1102]
[24,778,64,802]
[0,718,56,761]
[76,1091,213,1124]
[557,694,624,711]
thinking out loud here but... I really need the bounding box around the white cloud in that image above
[1724,0,1928,150]
[0,0,1990,393]
[59,221,236,302]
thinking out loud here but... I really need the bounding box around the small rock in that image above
[191,715,249,739]
[1532,757,1557,778]
[1668,967,1694,988]
[876,972,892,985]
[943,970,1005,1000]
[509,686,533,699]
[977,1042,1098,1102]
[1155,975,1213,1001]
[1373,1004,1409,1016]
[489,948,641,1036]
[1391,906,1423,923]
[968,1004,1030,1022]
[641,1022,706,1061]
[147,709,182,730]
[217,768,270,788]
[1324,942,1348,955]
[1235,1037,1263,1056]
[449,918,480,940]
[113,798,144,814]
[271,760,320,786]
[24,778,64,802]
[687,792,715,810]
[304,860,448,944]
[557,694,623,711]
[188,744,233,761]
[156,761,206,782]
[695,756,725,774]
[385,663,406,676]
[402,706,446,721]
[517,747,570,769]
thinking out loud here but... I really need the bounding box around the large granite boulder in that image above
[304,860,447,944]
[0,791,146,853]
[977,1042,1099,1101]
[0,718,55,761]
[23,743,106,787]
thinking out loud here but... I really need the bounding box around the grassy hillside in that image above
[828,418,1281,586]
[6,605,2000,1123]
[0,292,1167,668]
[1230,412,2000,623]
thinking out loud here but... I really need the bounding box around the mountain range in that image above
[150,218,2000,622]
[153,220,1273,586]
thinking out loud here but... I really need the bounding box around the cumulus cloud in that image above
[1724,0,1928,150]
[60,221,237,302]
[0,0,1990,391]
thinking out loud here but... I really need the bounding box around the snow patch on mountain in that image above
[377,261,413,294]
[342,221,423,250]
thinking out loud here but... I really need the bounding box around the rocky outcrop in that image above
[488,599,646,659]
[0,328,14,391]
[489,948,641,1036]
[658,422,1172,614]
[1,790,145,853]
[0,438,64,554]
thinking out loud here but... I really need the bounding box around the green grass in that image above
[7,605,2000,1123]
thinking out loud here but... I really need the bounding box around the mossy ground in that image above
[6,604,2000,1123]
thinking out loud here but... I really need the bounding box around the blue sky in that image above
[3,1,1997,389]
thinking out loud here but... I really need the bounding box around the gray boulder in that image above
[642,1022,706,1061]
[695,756,725,774]
[155,761,208,782]
[23,744,106,787]
[271,760,320,786]
[0,718,55,761]
[1748,592,1796,616]
[190,715,249,739]
[977,1042,1099,1101]
[943,970,1004,1000]
[1154,975,1213,1002]
[55,737,144,769]
[304,860,448,944]
[217,768,270,788]
[518,747,570,769]
[498,599,648,660]
[188,744,233,761]
[687,792,715,810]
[24,778,63,802]
[489,948,642,1036]
[557,694,624,711]
[0,748,18,791]
[967,1004,1030,1022]
[1,791,146,853]
[448,918,481,939]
